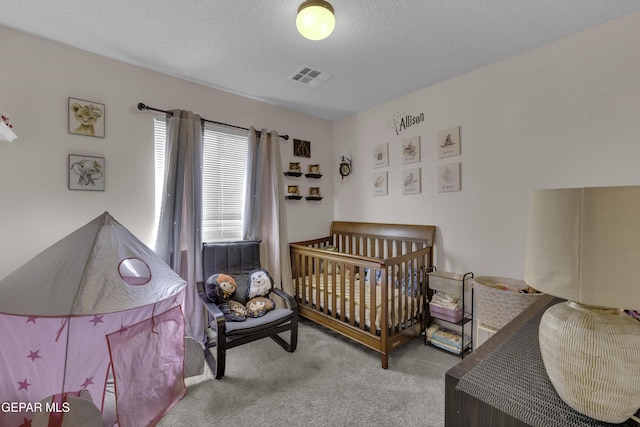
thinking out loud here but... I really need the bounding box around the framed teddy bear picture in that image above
[68,97,105,138]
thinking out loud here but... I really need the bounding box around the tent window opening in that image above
[118,258,152,286]
[153,115,249,243]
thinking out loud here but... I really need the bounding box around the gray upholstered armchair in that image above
[199,240,298,379]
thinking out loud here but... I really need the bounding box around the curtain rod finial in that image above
[137,103,148,111]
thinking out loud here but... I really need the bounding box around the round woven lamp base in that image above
[539,301,640,423]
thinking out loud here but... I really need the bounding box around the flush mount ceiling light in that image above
[296,0,335,41]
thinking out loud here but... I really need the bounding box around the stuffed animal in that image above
[205,273,249,322]
[219,300,248,322]
[246,268,274,300]
[245,268,276,318]
[245,296,275,318]
[205,273,237,305]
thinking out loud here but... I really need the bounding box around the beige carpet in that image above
[158,319,459,426]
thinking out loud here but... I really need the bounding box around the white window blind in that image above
[154,115,249,243]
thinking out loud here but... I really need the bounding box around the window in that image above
[154,116,249,242]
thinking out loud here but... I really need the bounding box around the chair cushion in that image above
[203,240,261,304]
[219,308,293,336]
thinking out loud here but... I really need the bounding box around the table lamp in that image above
[524,186,640,423]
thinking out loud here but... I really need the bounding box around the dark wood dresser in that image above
[445,294,639,427]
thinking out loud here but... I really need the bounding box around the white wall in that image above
[333,11,640,280]
[3,11,640,283]
[0,26,333,280]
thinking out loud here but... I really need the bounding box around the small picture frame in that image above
[437,126,461,158]
[402,167,421,195]
[68,97,105,138]
[308,164,321,174]
[309,187,321,197]
[401,136,420,164]
[69,154,105,191]
[288,162,301,173]
[373,143,389,168]
[287,185,300,196]
[372,172,388,196]
[438,162,461,193]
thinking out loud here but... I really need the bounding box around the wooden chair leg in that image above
[270,318,298,352]
[215,346,226,379]
[289,318,298,352]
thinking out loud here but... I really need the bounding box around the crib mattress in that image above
[296,272,423,330]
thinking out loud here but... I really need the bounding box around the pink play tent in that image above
[0,212,188,426]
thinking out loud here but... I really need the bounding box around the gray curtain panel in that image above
[243,127,293,295]
[155,110,204,342]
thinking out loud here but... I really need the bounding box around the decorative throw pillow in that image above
[219,300,248,322]
[205,273,237,305]
[246,268,274,300]
[245,296,276,318]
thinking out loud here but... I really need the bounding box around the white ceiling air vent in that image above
[288,65,333,88]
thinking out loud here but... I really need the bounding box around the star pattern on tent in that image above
[89,315,104,326]
[117,324,129,335]
[81,377,95,389]
[17,378,31,391]
[19,417,32,427]
[26,316,37,324]
[26,350,41,362]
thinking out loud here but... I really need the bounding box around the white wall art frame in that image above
[373,143,389,168]
[437,126,461,158]
[372,171,388,196]
[68,97,105,138]
[438,162,461,193]
[68,154,105,191]
[401,136,421,164]
[402,167,421,195]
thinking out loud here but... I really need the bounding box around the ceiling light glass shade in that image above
[296,0,335,41]
[525,186,640,423]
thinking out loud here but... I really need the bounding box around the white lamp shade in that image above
[525,186,640,309]
[296,1,335,41]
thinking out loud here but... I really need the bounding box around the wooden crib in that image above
[289,221,436,368]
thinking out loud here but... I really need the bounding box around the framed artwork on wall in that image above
[68,97,105,138]
[373,143,389,168]
[401,136,420,164]
[438,162,461,193]
[437,126,461,158]
[372,172,388,196]
[293,139,311,158]
[68,154,105,191]
[402,167,421,195]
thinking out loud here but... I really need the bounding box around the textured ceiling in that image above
[1,1,640,121]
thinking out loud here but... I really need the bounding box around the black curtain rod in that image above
[137,103,289,141]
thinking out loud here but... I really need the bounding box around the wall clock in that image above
[339,156,352,179]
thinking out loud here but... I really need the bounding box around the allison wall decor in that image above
[68,97,105,138]
[401,136,420,164]
[437,126,460,158]
[438,162,461,192]
[68,154,105,191]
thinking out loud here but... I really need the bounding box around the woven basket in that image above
[473,276,545,331]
